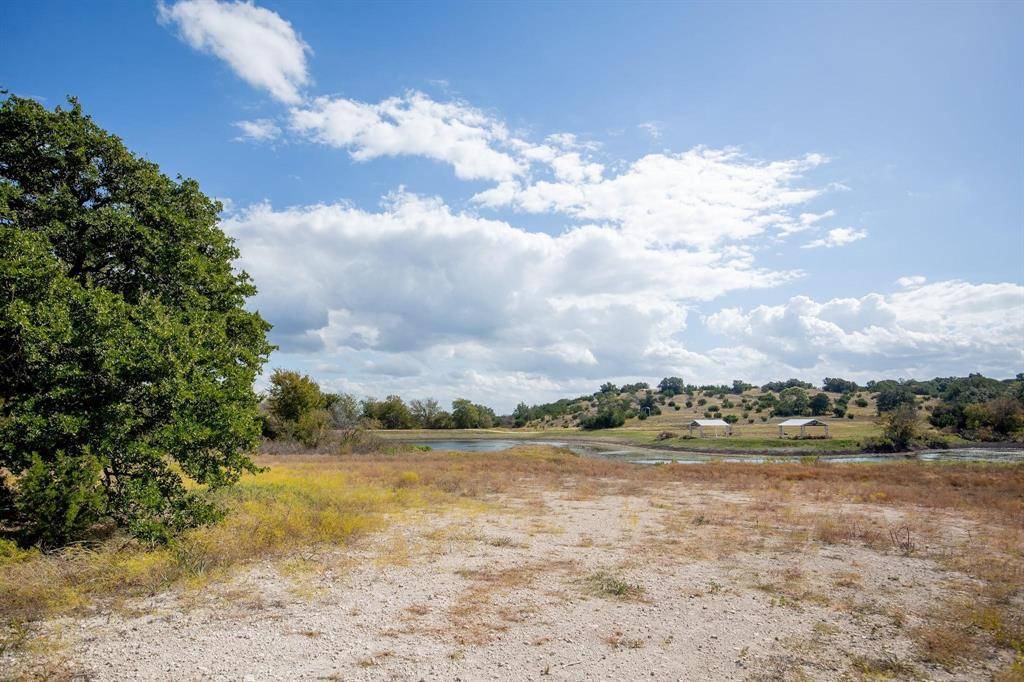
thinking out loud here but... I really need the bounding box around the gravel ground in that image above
[26,485,1008,680]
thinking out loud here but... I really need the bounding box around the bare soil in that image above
[29,480,1015,681]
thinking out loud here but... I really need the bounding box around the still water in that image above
[405,439,1023,464]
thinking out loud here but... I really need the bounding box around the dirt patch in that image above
[14,476,1018,681]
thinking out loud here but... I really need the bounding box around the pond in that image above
[403,439,1024,464]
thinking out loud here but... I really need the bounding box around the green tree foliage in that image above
[451,399,495,428]
[620,382,649,393]
[773,388,811,417]
[883,404,919,451]
[362,395,415,429]
[0,95,272,546]
[267,370,324,424]
[822,377,859,393]
[512,402,531,427]
[409,397,446,429]
[657,377,686,396]
[875,386,916,413]
[730,380,753,395]
[379,395,415,429]
[265,369,330,446]
[638,391,661,416]
[809,392,832,416]
[579,408,625,430]
[761,379,813,392]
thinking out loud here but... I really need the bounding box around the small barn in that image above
[688,418,732,437]
[777,418,829,438]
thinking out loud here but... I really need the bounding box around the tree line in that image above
[261,370,497,447]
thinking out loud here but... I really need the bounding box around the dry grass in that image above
[0,461,459,631]
[2,444,1022,676]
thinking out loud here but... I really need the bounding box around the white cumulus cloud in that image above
[223,192,800,408]
[474,148,830,248]
[289,91,523,181]
[706,280,1024,378]
[159,0,311,104]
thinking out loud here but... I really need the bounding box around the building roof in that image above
[778,418,828,427]
[690,419,730,427]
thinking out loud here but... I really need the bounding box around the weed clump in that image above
[582,570,645,600]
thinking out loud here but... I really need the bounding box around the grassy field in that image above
[376,414,967,454]
[3,445,1022,679]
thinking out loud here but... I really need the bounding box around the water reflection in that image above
[404,439,1023,464]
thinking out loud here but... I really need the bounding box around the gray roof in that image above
[690,419,730,427]
[778,418,828,426]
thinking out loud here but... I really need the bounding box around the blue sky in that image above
[4,1,1022,410]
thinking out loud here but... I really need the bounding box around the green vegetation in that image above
[0,95,272,547]
[264,369,331,446]
[580,407,626,430]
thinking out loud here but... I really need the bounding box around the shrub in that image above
[337,428,385,454]
[855,398,869,408]
[864,404,919,452]
[723,414,739,424]
[810,393,832,416]
[580,408,625,430]
[293,409,331,448]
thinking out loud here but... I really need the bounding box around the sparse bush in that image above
[293,409,331,448]
[582,570,645,600]
[337,428,385,454]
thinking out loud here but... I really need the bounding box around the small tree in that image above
[267,370,324,424]
[773,388,811,417]
[809,393,832,416]
[883,404,918,451]
[410,397,445,429]
[266,370,329,446]
[375,395,415,429]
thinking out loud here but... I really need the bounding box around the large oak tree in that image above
[0,95,273,546]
